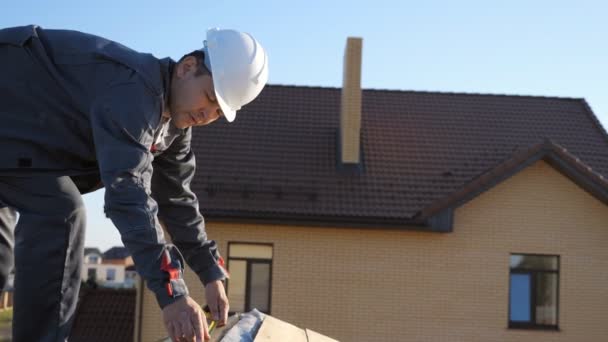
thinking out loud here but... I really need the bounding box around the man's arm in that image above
[91,79,214,340]
[90,79,189,308]
[151,126,230,323]
[151,127,229,286]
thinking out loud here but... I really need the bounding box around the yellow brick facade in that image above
[138,160,608,341]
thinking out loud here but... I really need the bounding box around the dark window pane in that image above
[535,273,558,325]
[248,262,270,313]
[510,255,558,271]
[510,274,531,322]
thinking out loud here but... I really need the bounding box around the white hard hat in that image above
[201,28,269,122]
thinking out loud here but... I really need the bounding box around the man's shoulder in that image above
[95,41,165,96]
[38,26,165,96]
[0,25,39,46]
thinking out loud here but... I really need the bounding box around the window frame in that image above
[508,253,560,331]
[106,268,117,282]
[226,242,273,315]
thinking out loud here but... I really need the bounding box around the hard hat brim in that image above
[215,88,236,123]
[205,27,268,123]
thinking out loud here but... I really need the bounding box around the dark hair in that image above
[178,50,211,77]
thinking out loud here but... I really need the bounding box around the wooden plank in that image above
[253,315,307,342]
[305,328,340,342]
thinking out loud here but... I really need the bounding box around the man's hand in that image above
[162,296,209,342]
[205,280,229,326]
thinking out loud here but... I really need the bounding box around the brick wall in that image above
[138,160,608,341]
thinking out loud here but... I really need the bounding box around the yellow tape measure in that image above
[203,306,217,334]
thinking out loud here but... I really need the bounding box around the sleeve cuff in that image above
[200,263,229,286]
[154,278,189,308]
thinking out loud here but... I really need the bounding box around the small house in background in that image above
[82,246,135,288]
[132,37,608,341]
[84,247,102,265]
[124,265,138,289]
[103,246,134,266]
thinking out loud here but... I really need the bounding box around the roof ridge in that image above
[265,83,583,101]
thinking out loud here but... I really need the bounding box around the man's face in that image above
[168,56,224,129]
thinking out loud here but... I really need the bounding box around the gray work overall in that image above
[0,25,226,341]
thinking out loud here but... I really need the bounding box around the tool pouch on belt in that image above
[160,245,189,299]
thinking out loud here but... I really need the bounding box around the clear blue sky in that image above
[3,0,607,251]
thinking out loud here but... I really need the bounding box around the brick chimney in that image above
[340,37,363,165]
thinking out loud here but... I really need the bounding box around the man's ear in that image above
[176,56,198,78]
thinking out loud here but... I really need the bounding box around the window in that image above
[106,268,116,281]
[88,256,99,264]
[227,243,273,314]
[87,268,97,281]
[509,254,559,329]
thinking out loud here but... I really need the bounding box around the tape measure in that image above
[203,305,217,334]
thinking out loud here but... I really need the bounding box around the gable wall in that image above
[138,161,608,341]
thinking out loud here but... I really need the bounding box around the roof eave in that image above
[203,211,453,233]
[417,139,608,225]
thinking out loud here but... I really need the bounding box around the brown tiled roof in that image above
[69,288,135,342]
[103,246,131,260]
[190,85,608,229]
[84,247,101,256]
[418,139,608,222]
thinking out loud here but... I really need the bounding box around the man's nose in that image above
[205,105,220,119]
[194,111,206,124]
[196,108,216,124]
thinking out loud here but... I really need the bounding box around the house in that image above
[135,38,608,341]
[82,246,135,288]
[103,246,134,266]
[84,247,103,265]
[124,265,138,289]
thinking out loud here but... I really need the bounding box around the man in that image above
[0,25,268,341]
